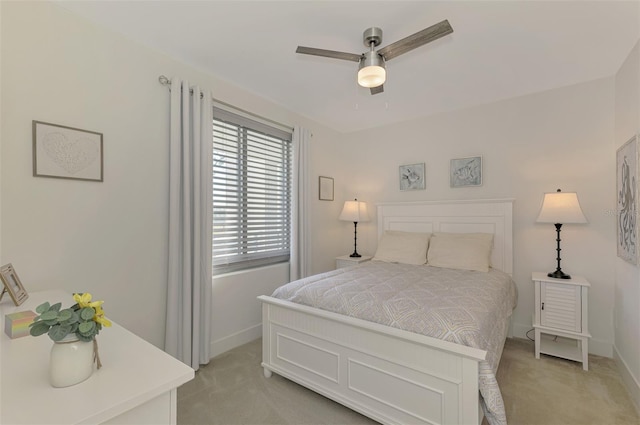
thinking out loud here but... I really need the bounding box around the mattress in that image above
[271,261,517,425]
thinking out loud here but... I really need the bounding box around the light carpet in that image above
[177,337,639,424]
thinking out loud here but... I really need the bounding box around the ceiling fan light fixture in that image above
[296,20,453,95]
[358,51,386,88]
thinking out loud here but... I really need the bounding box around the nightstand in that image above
[336,255,372,269]
[532,272,591,370]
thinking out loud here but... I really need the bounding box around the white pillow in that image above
[427,232,494,272]
[372,230,431,265]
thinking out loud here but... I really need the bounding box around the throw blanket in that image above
[272,261,517,425]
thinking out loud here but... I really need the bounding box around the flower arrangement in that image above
[29,293,112,342]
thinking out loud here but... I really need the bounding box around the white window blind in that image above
[212,107,292,275]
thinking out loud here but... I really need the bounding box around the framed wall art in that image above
[319,176,334,201]
[616,135,638,264]
[33,120,104,182]
[0,263,29,306]
[399,163,426,191]
[450,156,482,188]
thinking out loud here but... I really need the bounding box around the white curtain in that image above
[289,126,311,281]
[165,78,213,370]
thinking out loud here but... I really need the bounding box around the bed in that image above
[258,199,515,425]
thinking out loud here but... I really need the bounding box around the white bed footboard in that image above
[259,295,486,425]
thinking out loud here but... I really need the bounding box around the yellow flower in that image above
[73,293,103,309]
[94,314,112,327]
[73,292,91,307]
[94,305,112,327]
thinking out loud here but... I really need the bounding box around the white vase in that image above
[49,334,94,388]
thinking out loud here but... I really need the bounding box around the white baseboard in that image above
[511,321,612,357]
[613,344,640,415]
[210,323,262,359]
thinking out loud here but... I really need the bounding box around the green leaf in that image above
[67,311,79,324]
[35,302,50,314]
[30,322,50,336]
[40,311,58,321]
[79,307,95,321]
[57,309,73,322]
[78,321,96,335]
[76,333,93,342]
[44,319,59,326]
[48,325,71,342]
[50,303,62,313]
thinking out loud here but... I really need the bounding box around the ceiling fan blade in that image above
[377,20,453,61]
[296,46,362,62]
[370,85,384,95]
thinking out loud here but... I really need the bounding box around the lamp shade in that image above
[339,200,370,223]
[536,190,587,224]
[358,51,386,88]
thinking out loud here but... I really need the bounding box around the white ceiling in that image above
[55,1,639,133]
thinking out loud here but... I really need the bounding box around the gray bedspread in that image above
[271,261,517,425]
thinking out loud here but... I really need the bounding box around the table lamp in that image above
[536,189,587,279]
[339,199,370,258]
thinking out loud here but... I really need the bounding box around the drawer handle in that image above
[541,302,544,310]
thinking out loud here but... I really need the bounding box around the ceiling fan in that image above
[296,20,453,95]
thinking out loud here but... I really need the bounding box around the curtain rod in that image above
[158,75,294,132]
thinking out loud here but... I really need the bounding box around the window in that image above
[212,107,292,275]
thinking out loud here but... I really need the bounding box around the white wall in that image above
[337,78,617,357]
[0,1,343,349]
[211,263,288,357]
[614,40,640,411]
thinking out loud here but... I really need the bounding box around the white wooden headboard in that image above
[377,199,514,275]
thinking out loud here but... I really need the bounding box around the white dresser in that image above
[1,290,194,424]
[532,272,591,370]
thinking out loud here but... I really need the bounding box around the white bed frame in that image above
[259,199,514,425]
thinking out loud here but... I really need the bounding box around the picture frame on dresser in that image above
[616,135,638,264]
[0,263,29,306]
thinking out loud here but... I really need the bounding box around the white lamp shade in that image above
[339,200,370,223]
[536,191,587,224]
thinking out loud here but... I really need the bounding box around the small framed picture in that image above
[399,163,425,191]
[319,176,334,201]
[33,120,104,182]
[0,264,29,306]
[450,156,482,187]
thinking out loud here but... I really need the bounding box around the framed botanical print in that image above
[617,135,638,264]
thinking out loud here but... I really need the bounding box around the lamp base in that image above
[349,252,362,258]
[548,270,571,279]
